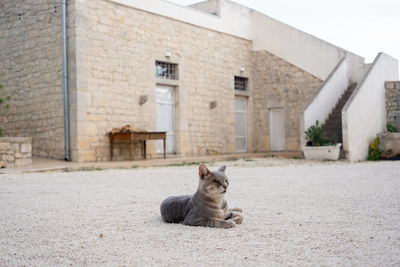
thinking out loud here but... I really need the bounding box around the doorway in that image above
[156,86,176,154]
[269,108,285,151]
[235,96,247,152]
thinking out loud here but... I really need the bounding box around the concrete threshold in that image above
[0,151,302,174]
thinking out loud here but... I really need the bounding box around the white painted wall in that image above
[251,11,355,81]
[109,0,366,81]
[347,53,368,83]
[342,53,399,161]
[189,0,220,16]
[109,0,252,40]
[304,57,348,131]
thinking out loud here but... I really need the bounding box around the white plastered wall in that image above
[304,57,348,132]
[342,53,399,161]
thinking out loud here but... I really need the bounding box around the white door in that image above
[269,108,285,151]
[235,97,247,152]
[156,86,175,154]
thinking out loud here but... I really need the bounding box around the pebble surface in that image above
[0,158,399,266]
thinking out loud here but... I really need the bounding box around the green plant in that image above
[0,84,11,137]
[76,167,104,172]
[167,161,203,167]
[367,137,382,161]
[305,120,331,146]
[387,123,399,132]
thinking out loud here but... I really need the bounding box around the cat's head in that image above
[198,164,229,197]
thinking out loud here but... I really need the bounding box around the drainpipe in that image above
[62,0,70,161]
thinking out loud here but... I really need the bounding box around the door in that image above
[156,86,175,154]
[269,108,285,151]
[235,97,247,152]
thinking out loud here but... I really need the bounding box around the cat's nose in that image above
[223,184,228,190]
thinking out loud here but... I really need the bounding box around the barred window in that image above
[234,76,248,91]
[155,61,178,80]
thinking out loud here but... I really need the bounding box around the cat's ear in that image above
[199,164,210,179]
[218,165,226,173]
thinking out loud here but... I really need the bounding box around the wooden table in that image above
[109,131,166,160]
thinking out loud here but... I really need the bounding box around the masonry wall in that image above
[385,81,400,128]
[0,0,65,159]
[252,50,323,151]
[72,0,254,161]
[0,137,32,168]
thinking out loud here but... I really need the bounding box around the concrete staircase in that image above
[323,83,357,143]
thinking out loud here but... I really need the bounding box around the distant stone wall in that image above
[0,137,32,168]
[0,0,65,159]
[252,50,323,151]
[385,81,400,128]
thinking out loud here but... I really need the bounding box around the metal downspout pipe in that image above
[62,0,70,161]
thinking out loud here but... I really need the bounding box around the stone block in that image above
[0,142,10,151]
[21,143,32,153]
[2,155,15,162]
[385,82,395,89]
[15,158,32,167]
[78,151,97,162]
[22,153,31,159]
[12,143,20,151]
[378,132,400,154]
[77,138,91,150]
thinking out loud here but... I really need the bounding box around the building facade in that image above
[1,0,398,162]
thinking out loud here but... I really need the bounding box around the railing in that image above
[303,57,349,133]
[342,53,399,161]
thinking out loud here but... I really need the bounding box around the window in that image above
[155,61,178,80]
[234,76,248,91]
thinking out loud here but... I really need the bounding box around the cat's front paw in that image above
[230,212,243,224]
[224,220,237,229]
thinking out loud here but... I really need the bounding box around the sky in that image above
[167,0,400,64]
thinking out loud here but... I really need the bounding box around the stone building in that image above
[0,0,398,162]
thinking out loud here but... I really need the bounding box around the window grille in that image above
[155,61,178,80]
[234,76,248,91]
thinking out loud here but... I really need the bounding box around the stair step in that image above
[321,83,357,144]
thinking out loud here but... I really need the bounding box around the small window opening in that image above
[156,61,178,80]
[235,76,248,91]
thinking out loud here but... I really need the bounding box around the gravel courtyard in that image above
[1,158,399,266]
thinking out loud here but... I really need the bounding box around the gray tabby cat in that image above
[160,164,243,228]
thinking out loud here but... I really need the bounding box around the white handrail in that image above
[304,57,349,131]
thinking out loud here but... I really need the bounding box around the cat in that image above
[160,164,243,228]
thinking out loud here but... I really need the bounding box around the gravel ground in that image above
[0,158,399,266]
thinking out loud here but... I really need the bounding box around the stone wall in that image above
[0,137,32,168]
[0,1,65,159]
[0,0,328,162]
[378,132,400,157]
[385,81,400,128]
[71,0,254,161]
[252,50,323,151]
